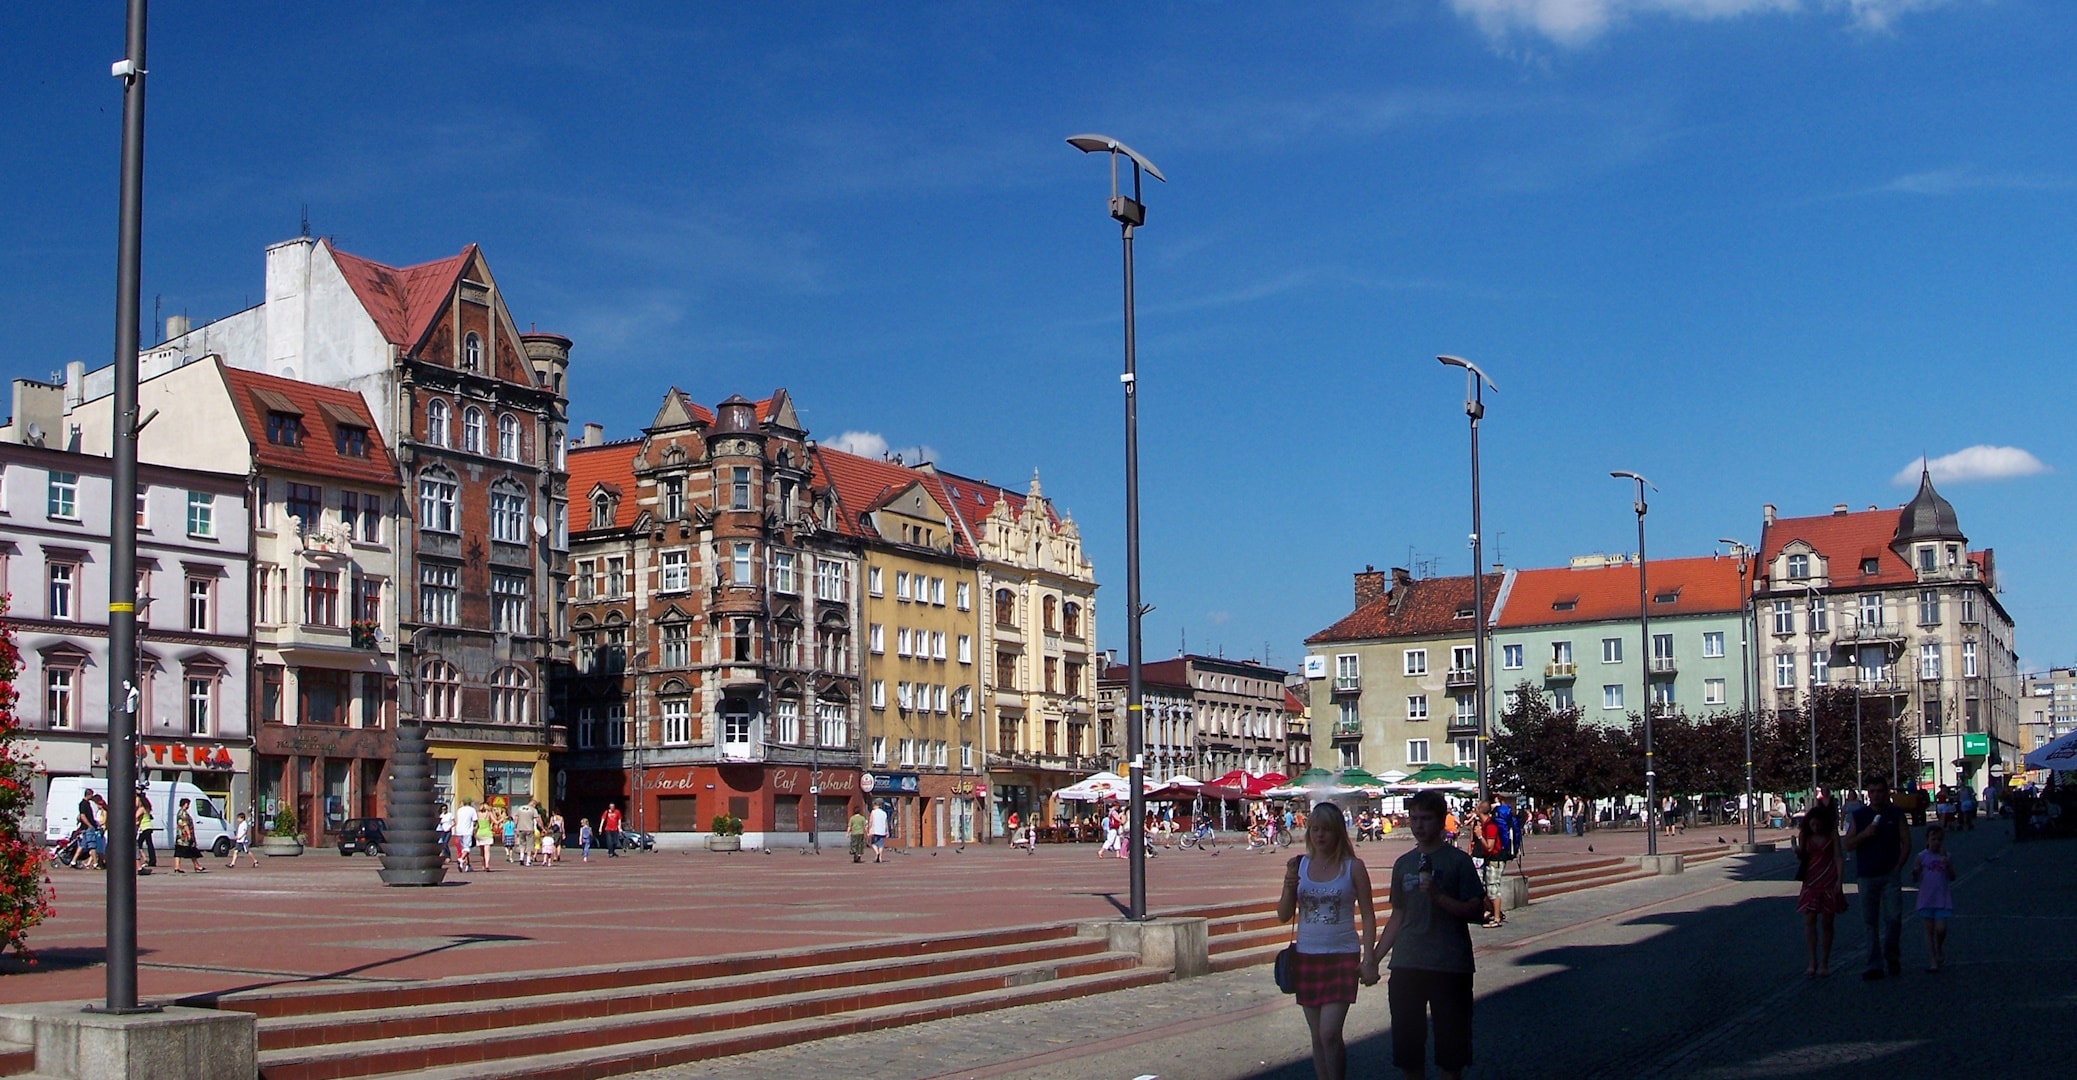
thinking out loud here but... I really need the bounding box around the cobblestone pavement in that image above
[645,822,2070,1079]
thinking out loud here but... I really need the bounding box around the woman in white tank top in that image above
[1277,802,1379,1080]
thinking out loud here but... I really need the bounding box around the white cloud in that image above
[827,430,940,467]
[1446,0,1954,46]
[1874,167,2075,197]
[1893,446,2049,486]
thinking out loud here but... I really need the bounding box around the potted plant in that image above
[260,807,304,856]
[706,813,743,852]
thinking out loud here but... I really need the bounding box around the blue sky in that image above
[6,2,2075,674]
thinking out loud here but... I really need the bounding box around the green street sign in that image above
[1962,733,1990,757]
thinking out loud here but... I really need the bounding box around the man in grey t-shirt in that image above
[1371,789,1485,1080]
[512,801,540,867]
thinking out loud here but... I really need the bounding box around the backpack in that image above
[1492,804,1517,860]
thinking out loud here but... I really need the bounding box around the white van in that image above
[43,777,235,858]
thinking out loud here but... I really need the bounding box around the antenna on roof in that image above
[152,295,161,343]
[299,204,311,238]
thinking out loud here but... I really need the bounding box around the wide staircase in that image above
[194,924,1164,1080]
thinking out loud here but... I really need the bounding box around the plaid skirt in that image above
[1293,950,1361,1008]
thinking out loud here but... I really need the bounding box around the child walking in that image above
[1913,825,1956,972]
[579,818,594,863]
[226,812,258,868]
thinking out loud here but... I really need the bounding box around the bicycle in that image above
[1177,822,1218,850]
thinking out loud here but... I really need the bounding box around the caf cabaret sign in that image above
[773,768,857,796]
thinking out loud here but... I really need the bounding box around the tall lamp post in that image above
[1438,356,1497,804]
[1612,471,1658,857]
[99,0,153,1016]
[1068,134,1163,922]
[1719,540,1756,846]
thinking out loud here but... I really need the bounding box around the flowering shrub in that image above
[0,596,54,960]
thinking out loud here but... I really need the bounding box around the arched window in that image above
[463,332,482,371]
[489,481,528,543]
[489,666,530,725]
[497,414,520,462]
[417,467,458,532]
[419,659,460,720]
[462,406,485,453]
[591,493,613,530]
[994,588,1016,628]
[425,399,449,447]
[1062,602,1082,638]
[1043,595,1058,633]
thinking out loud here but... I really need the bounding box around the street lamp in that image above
[1612,471,1658,857]
[1719,539,1756,846]
[1438,356,1497,805]
[1069,133,1164,922]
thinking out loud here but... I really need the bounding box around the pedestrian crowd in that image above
[436,799,569,872]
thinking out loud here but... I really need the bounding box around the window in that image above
[355,575,382,624]
[899,738,917,766]
[1403,649,1427,676]
[776,624,799,667]
[1553,685,1573,710]
[606,704,626,747]
[462,407,485,453]
[303,569,340,626]
[896,571,911,601]
[869,623,885,654]
[574,559,595,600]
[772,551,796,594]
[960,742,974,770]
[360,493,382,543]
[1043,595,1058,631]
[1774,652,1796,689]
[1406,695,1428,722]
[1044,657,1058,693]
[732,543,753,585]
[47,561,77,621]
[1062,601,1080,635]
[45,664,79,728]
[419,564,459,625]
[731,617,754,662]
[1406,739,1430,766]
[1651,634,1673,663]
[1503,644,1523,670]
[817,559,848,602]
[483,667,530,725]
[661,623,690,667]
[731,467,752,510]
[1861,557,1880,575]
[286,482,323,531]
[492,573,530,633]
[932,631,948,661]
[1602,684,1624,710]
[897,681,914,711]
[870,680,887,709]
[1787,553,1809,579]
[1808,597,1829,634]
[418,470,457,532]
[185,576,213,632]
[1859,594,1881,627]
[1552,641,1573,664]
[896,627,911,658]
[265,411,304,446]
[463,332,482,371]
[1704,678,1726,705]
[869,566,884,596]
[995,651,1017,690]
[956,581,971,610]
[957,633,972,664]
[871,737,888,766]
[590,493,613,530]
[183,490,215,537]
[1339,744,1362,769]
[1770,599,1794,635]
[1334,653,1360,689]
[819,702,849,748]
[1918,589,1940,626]
[662,699,691,745]
[425,399,449,446]
[338,490,361,541]
[1960,593,1977,624]
[1917,545,1936,572]
[1451,645,1475,672]
[605,557,626,598]
[1702,631,1725,658]
[1920,644,1941,680]
[1601,638,1623,664]
[775,700,799,744]
[333,421,370,457]
[577,708,596,749]
[660,549,690,592]
[46,472,78,520]
[490,485,528,543]
[420,659,460,721]
[1455,737,1478,767]
[1963,640,1978,678]
[995,588,1016,627]
[1455,695,1476,725]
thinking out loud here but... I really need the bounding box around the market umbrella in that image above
[2025,729,2077,772]
[1403,764,1477,786]
[1335,767,1384,788]
[1052,771,1133,802]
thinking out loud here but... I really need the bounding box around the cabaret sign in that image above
[773,768,857,795]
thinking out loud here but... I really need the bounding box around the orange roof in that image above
[219,364,395,486]
[814,446,977,556]
[1758,506,1918,588]
[566,441,642,533]
[1308,573,1502,644]
[1495,556,1743,628]
[329,242,474,351]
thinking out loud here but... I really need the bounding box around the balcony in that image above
[1649,657,1677,675]
[1839,621,1906,646]
[1445,669,1477,690]
[1332,676,1360,694]
[1447,716,1480,734]
[1545,661,1576,680]
[1332,719,1362,738]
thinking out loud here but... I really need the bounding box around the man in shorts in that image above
[1371,789,1485,1080]
[869,801,890,863]
[848,806,868,863]
[453,800,478,873]
[512,800,540,866]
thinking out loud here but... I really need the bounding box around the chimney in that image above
[264,236,316,380]
[63,361,86,407]
[1353,565,1386,608]
[165,314,190,341]
[580,423,604,447]
[1763,503,1776,526]
[1833,503,1848,516]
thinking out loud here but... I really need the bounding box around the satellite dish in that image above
[24,422,44,446]
[532,515,549,538]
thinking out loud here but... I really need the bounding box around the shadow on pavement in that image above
[0,945,152,976]
[172,932,532,1005]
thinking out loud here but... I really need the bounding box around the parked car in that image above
[337,818,386,856]
[618,828,656,852]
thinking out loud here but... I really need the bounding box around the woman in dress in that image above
[171,797,206,873]
[1277,802,1378,1080]
[1794,800,1846,976]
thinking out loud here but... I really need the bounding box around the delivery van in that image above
[43,777,235,857]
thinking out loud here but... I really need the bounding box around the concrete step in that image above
[354,963,1174,1080]
[1207,941,1286,974]
[1533,868,1659,899]
[257,935,1114,1052]
[259,950,1154,1080]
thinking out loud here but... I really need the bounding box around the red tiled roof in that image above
[1283,688,1305,714]
[1495,556,1742,628]
[814,445,976,557]
[566,441,642,532]
[328,242,474,351]
[928,468,1062,556]
[1758,507,1917,588]
[219,364,395,486]
[1308,573,1503,645]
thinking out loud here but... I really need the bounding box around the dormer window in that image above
[463,332,482,372]
[591,493,613,530]
[265,411,304,447]
[333,424,368,457]
[1552,596,1578,612]
[1861,557,1880,575]
[1654,589,1680,604]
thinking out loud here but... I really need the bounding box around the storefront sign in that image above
[861,771,920,796]
[947,778,987,799]
[127,743,236,769]
[773,768,857,796]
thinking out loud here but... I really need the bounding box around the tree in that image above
[1490,683,1630,802]
[1756,687,1925,797]
[0,598,53,960]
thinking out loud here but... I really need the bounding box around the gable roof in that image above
[814,445,974,556]
[566,440,642,532]
[1307,573,1504,644]
[1758,507,1918,589]
[219,364,395,486]
[328,242,475,350]
[1495,556,1742,628]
